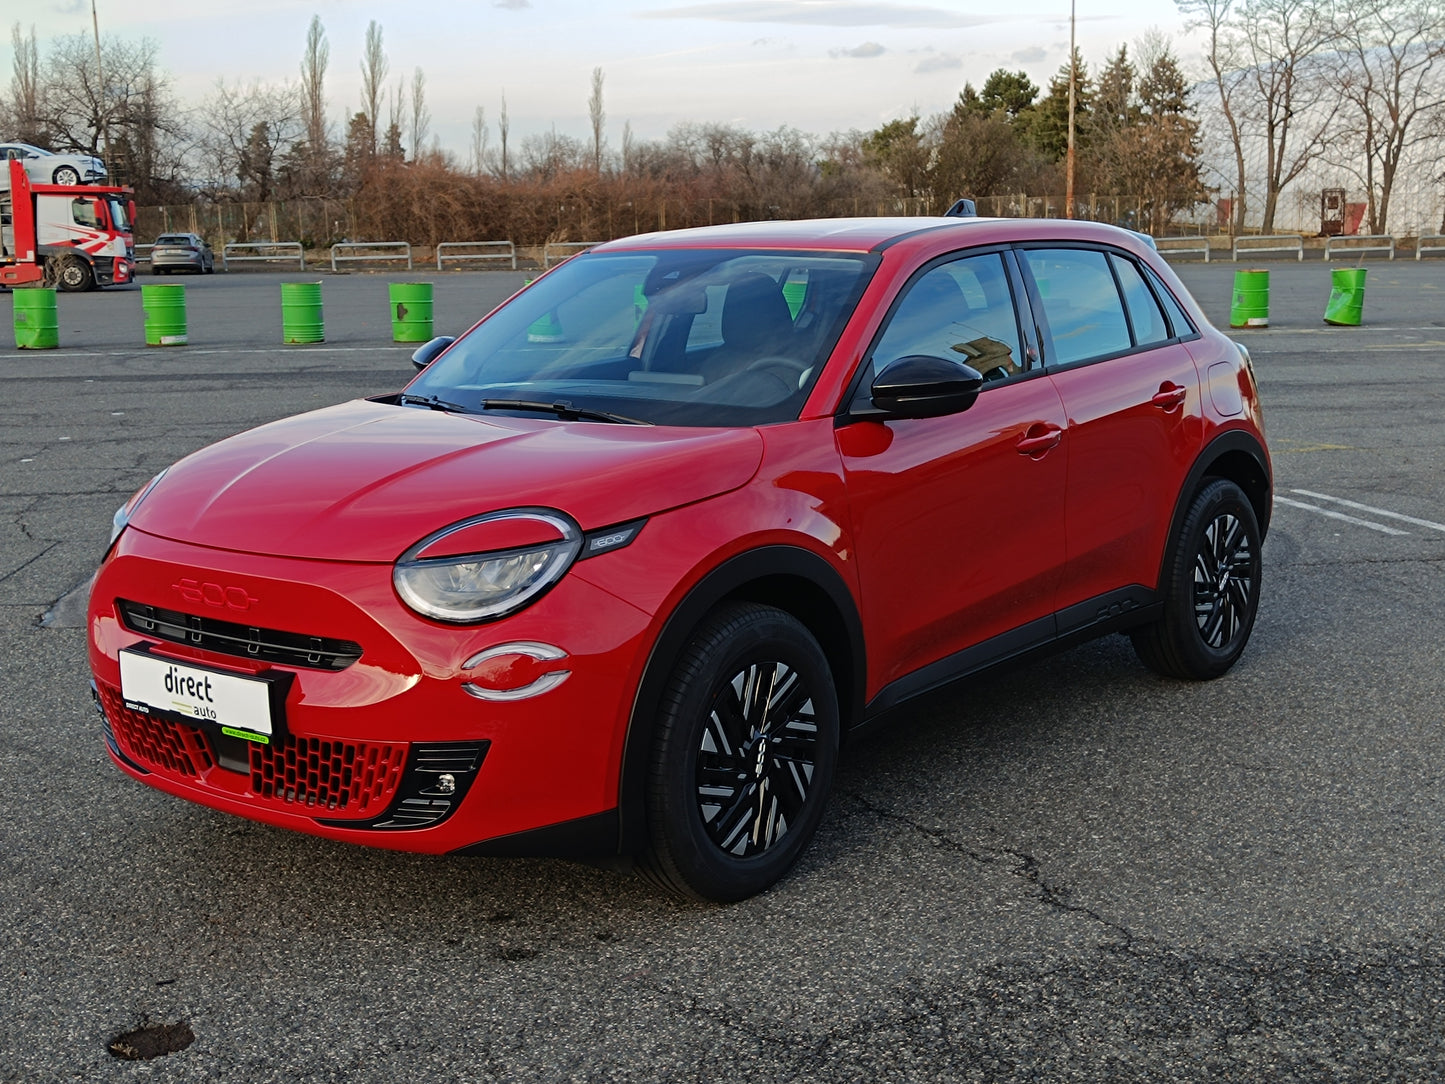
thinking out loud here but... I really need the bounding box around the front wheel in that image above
[1131,478,1262,679]
[56,256,94,292]
[640,603,839,902]
[52,166,80,185]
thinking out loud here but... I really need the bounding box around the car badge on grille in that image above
[172,577,257,611]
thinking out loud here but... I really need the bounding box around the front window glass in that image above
[71,198,103,229]
[870,252,1024,383]
[407,249,874,426]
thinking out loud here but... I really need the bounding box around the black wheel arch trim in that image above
[1159,430,1272,589]
[616,544,865,856]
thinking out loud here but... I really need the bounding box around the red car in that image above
[89,217,1271,901]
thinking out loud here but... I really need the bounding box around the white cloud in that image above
[830,41,886,58]
[1011,46,1048,64]
[641,2,996,29]
[915,53,962,73]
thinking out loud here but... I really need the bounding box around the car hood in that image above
[130,399,765,561]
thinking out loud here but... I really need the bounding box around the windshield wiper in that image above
[400,392,475,414]
[480,398,653,426]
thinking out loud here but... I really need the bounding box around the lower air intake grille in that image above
[99,683,213,776]
[250,735,407,815]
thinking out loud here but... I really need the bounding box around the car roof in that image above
[590,216,1159,257]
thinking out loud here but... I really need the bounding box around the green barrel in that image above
[389,282,434,342]
[781,278,807,320]
[1324,267,1367,326]
[12,287,58,350]
[281,281,325,344]
[142,283,188,346]
[1229,269,1270,328]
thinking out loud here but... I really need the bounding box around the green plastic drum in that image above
[281,282,324,344]
[1324,267,1367,326]
[12,287,58,350]
[1229,269,1269,328]
[389,282,434,343]
[142,283,188,346]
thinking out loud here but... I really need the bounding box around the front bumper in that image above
[88,528,653,854]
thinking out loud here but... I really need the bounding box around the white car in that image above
[0,142,107,186]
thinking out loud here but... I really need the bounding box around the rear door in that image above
[1019,246,1202,622]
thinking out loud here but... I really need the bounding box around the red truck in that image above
[1,157,136,290]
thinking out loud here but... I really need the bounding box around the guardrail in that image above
[1416,235,1445,260]
[543,241,599,268]
[330,241,412,271]
[134,244,153,266]
[1156,237,1211,262]
[1232,234,1305,261]
[436,241,517,270]
[222,241,305,271]
[1324,234,1395,260]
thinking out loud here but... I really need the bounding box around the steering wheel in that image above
[742,356,812,387]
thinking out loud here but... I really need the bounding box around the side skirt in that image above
[855,585,1160,733]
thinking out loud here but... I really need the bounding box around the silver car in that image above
[148,233,215,274]
[0,142,107,186]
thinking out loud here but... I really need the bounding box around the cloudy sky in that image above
[11,0,1193,154]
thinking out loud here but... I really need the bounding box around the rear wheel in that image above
[56,256,94,292]
[1131,478,1262,679]
[640,603,839,902]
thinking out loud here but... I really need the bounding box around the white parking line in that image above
[1275,496,1411,535]
[1291,489,1445,533]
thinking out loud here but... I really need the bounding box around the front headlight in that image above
[109,468,168,546]
[393,509,582,624]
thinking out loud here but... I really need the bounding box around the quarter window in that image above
[1110,254,1170,346]
[1024,248,1131,366]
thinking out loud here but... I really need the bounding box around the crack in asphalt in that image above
[0,541,60,587]
[840,790,1138,951]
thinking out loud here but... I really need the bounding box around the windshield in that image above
[109,198,131,232]
[406,248,875,427]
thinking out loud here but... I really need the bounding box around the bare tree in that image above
[385,78,406,158]
[1235,0,1342,232]
[9,23,45,145]
[359,20,388,155]
[196,79,302,202]
[498,90,510,180]
[1177,0,1250,233]
[470,105,489,175]
[300,17,329,153]
[588,66,606,172]
[1332,0,1445,233]
[410,67,430,161]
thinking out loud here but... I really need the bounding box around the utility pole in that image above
[1065,0,1076,219]
[92,0,112,170]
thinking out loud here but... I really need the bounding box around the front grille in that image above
[118,599,362,671]
[97,681,408,818]
[251,735,407,815]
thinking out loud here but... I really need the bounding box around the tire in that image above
[639,602,839,902]
[52,166,80,185]
[1131,478,1262,680]
[56,255,94,292]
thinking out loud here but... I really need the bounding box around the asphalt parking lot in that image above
[2,257,1444,1081]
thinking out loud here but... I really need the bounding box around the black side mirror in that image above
[411,335,456,370]
[870,354,984,419]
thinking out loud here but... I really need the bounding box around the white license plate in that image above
[119,648,276,741]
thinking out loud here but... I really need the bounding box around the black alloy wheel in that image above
[641,602,839,902]
[1132,478,1262,679]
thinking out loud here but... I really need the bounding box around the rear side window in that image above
[1023,249,1131,366]
[1110,254,1170,346]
